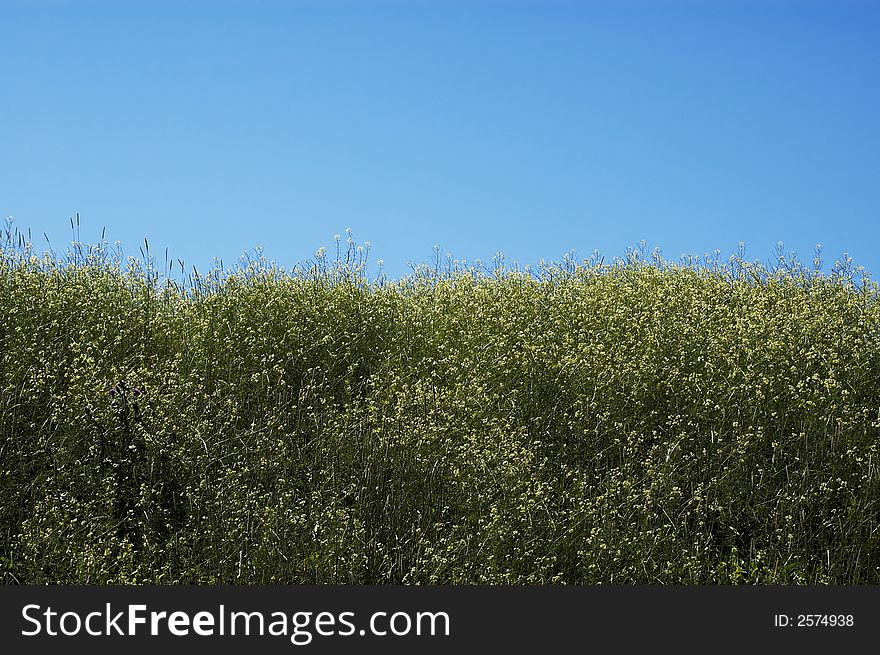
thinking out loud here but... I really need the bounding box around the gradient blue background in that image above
[2,0,878,278]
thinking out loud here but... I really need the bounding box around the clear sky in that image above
[2,0,878,279]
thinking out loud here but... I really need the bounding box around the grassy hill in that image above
[2,228,879,584]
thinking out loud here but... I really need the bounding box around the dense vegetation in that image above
[2,224,879,584]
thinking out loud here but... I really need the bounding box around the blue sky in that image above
[2,0,878,279]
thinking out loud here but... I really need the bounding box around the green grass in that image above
[2,223,879,584]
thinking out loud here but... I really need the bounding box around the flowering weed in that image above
[1,223,879,583]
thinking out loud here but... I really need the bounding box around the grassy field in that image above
[2,224,879,584]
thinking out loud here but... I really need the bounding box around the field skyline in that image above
[4,0,880,588]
